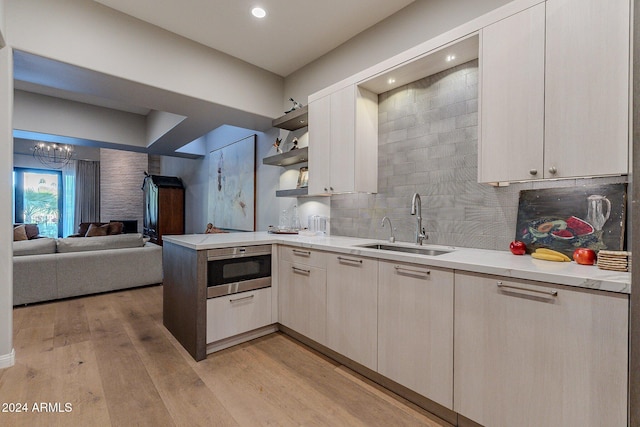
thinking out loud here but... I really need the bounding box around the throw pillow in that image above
[24,224,40,239]
[77,222,103,236]
[13,225,28,241]
[108,221,124,235]
[85,223,110,237]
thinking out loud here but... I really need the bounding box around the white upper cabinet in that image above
[544,0,630,178]
[478,3,545,183]
[308,84,378,195]
[479,0,630,183]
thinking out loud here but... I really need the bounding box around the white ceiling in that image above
[14,1,416,156]
[93,0,415,77]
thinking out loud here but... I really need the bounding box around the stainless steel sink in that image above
[356,243,452,256]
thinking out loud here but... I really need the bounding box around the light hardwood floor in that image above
[0,285,451,427]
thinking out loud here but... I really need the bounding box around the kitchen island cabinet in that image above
[206,287,272,344]
[454,271,628,427]
[326,253,378,370]
[378,261,454,410]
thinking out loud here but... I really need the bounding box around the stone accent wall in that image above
[330,60,627,250]
[99,148,148,232]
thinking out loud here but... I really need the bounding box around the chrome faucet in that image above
[381,216,395,243]
[411,193,427,245]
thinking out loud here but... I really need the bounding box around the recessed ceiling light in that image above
[252,7,267,18]
[388,78,396,84]
[446,54,456,62]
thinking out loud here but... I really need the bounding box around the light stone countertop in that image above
[163,232,631,294]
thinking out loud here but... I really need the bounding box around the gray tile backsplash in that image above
[330,60,628,251]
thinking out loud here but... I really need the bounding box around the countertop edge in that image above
[162,233,631,295]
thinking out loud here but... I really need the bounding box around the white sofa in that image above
[13,233,163,305]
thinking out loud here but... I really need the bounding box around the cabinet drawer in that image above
[279,245,326,268]
[206,287,272,343]
[278,260,327,345]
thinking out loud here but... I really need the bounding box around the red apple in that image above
[573,248,596,265]
[509,240,526,255]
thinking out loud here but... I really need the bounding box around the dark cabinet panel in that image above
[143,175,185,245]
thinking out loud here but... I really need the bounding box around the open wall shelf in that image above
[275,188,308,198]
[272,105,308,130]
[263,146,308,166]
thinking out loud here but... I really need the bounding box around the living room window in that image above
[13,167,65,238]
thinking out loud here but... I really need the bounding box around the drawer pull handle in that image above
[292,266,311,275]
[292,249,311,256]
[229,294,255,303]
[337,256,363,264]
[497,281,557,297]
[394,265,430,277]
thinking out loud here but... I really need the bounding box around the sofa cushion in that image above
[56,233,145,253]
[85,223,110,237]
[13,225,28,241]
[13,237,57,256]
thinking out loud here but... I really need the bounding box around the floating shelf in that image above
[275,187,308,198]
[263,146,308,166]
[272,105,308,131]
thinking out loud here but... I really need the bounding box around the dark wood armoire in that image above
[142,174,185,245]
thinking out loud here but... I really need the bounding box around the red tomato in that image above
[509,240,526,255]
[573,248,596,265]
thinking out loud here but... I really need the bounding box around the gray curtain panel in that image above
[74,160,100,226]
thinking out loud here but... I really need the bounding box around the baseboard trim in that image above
[206,325,278,354]
[0,349,15,369]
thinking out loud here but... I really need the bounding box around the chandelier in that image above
[32,142,74,169]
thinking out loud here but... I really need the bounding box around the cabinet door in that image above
[206,287,272,343]
[326,254,378,370]
[278,260,327,345]
[478,3,545,183]
[329,86,356,193]
[308,95,332,195]
[544,0,629,178]
[454,272,628,427]
[378,261,454,409]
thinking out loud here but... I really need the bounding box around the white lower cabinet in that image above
[278,255,327,345]
[206,287,272,343]
[326,254,378,370]
[453,272,628,427]
[377,261,454,409]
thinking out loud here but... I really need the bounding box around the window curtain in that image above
[62,161,76,237]
[74,160,100,230]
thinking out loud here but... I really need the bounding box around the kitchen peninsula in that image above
[163,232,630,427]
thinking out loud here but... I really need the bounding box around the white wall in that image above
[0,45,14,368]
[160,125,281,233]
[6,0,283,120]
[283,0,512,104]
[14,91,147,149]
[0,0,6,47]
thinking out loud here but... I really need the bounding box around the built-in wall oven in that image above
[206,245,272,298]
